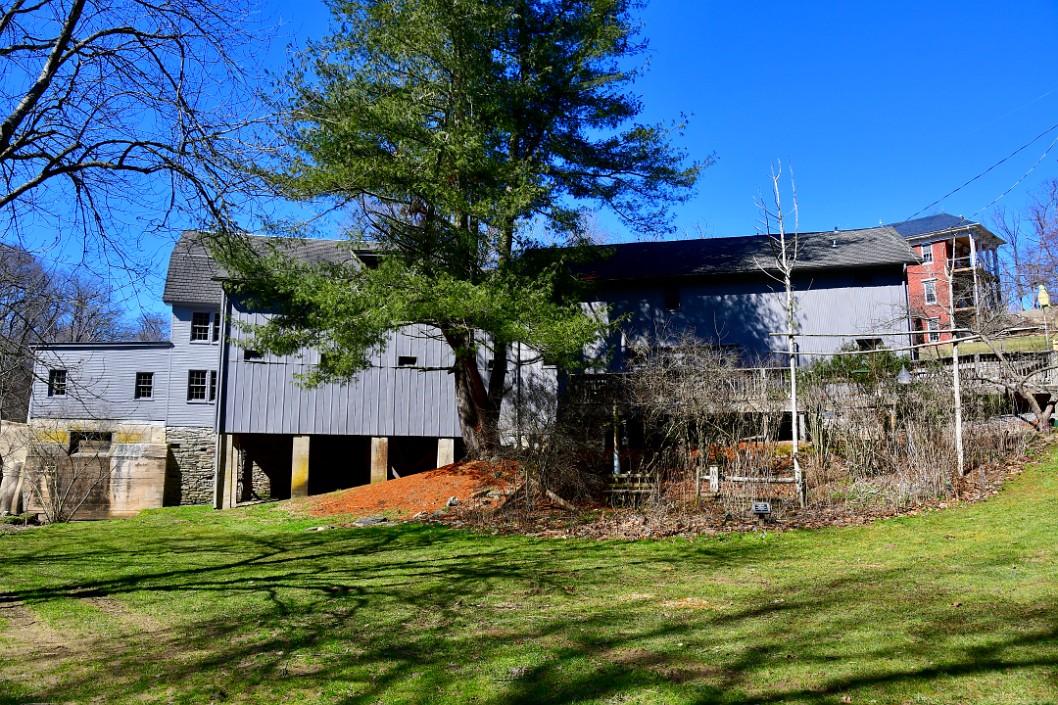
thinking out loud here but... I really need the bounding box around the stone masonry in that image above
[165,426,216,506]
[242,457,272,502]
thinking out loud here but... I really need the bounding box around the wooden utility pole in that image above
[952,339,964,476]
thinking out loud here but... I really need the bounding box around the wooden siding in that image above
[30,267,910,437]
[222,308,460,437]
[593,269,911,368]
[166,304,223,427]
[30,346,173,422]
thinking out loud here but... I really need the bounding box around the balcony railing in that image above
[947,255,999,277]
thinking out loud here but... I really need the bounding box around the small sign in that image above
[752,501,771,515]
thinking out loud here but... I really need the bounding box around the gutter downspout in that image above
[211,289,231,509]
[902,262,915,358]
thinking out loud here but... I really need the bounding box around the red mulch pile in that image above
[298,460,521,519]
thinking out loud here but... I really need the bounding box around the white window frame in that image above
[134,372,154,400]
[47,369,67,397]
[920,244,933,263]
[190,311,211,342]
[923,279,937,305]
[187,369,215,402]
[926,317,940,343]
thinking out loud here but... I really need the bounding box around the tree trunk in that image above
[1015,388,1055,433]
[445,330,506,457]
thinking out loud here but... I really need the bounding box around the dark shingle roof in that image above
[574,226,917,281]
[165,225,918,301]
[886,212,1004,248]
[162,232,364,305]
[888,214,976,238]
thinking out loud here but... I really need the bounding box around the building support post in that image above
[291,435,310,498]
[436,438,455,469]
[215,433,240,510]
[969,234,981,329]
[371,437,388,484]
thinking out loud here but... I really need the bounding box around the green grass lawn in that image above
[2,450,1057,704]
[919,335,1054,358]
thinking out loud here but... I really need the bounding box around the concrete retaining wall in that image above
[0,421,28,514]
[23,420,168,520]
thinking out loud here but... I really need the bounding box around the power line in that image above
[970,131,1058,217]
[908,119,1058,220]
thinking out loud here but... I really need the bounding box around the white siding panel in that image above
[31,346,173,422]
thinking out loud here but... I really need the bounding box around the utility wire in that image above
[970,131,1058,217]
[908,119,1058,220]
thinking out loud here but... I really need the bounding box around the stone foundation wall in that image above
[242,457,272,501]
[165,426,216,506]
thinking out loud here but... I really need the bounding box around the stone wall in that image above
[0,421,28,514]
[165,426,216,506]
[243,458,272,501]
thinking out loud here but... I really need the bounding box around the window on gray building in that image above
[663,287,681,311]
[191,312,211,341]
[48,369,67,397]
[134,372,154,399]
[187,370,208,400]
[210,370,217,401]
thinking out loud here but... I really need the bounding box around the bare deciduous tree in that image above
[1,0,257,263]
[0,244,57,421]
[0,243,145,421]
[755,164,806,506]
[970,310,1057,433]
[25,423,114,522]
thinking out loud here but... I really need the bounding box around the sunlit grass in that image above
[1,446,1056,704]
[920,334,1053,357]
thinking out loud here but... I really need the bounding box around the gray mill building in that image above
[26,224,920,518]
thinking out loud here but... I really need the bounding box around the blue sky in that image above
[261,0,1058,239]
[636,1,1058,237]
[26,0,1058,316]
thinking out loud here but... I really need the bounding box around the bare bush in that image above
[802,363,956,507]
[500,358,608,508]
[622,339,1032,515]
[626,336,792,513]
[25,425,113,522]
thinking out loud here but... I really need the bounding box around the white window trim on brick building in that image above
[923,279,937,305]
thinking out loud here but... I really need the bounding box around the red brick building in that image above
[890,214,1003,344]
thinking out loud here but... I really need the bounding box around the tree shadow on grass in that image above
[1,522,1056,704]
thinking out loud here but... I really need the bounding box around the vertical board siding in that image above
[33,267,909,442]
[595,268,911,368]
[223,306,460,437]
